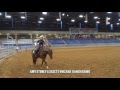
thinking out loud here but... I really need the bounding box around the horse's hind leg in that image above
[32,53,37,65]
[33,59,36,65]
[49,53,52,59]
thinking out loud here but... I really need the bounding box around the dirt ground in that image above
[0,46,120,78]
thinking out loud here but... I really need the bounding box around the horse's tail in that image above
[48,49,53,59]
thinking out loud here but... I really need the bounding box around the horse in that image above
[32,45,53,69]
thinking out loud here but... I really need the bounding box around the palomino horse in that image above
[32,45,53,69]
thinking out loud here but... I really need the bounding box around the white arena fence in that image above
[0,38,43,61]
[0,45,34,61]
[0,45,16,60]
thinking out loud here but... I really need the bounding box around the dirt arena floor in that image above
[0,46,120,78]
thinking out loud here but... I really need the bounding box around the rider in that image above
[37,35,44,47]
[36,35,45,55]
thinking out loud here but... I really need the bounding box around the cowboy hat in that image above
[40,35,44,38]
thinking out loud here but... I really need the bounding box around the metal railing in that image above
[0,45,34,61]
[0,46,15,60]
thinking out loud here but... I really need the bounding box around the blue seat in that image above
[64,39,79,44]
[114,39,120,43]
[92,39,105,44]
[79,39,92,44]
[49,39,65,44]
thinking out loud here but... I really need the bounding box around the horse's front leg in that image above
[41,60,44,67]
[42,58,48,69]
[49,50,53,59]
[45,61,49,69]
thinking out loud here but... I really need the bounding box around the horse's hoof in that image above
[46,66,49,69]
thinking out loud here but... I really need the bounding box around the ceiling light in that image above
[56,18,61,21]
[38,21,42,23]
[107,12,112,14]
[96,21,100,24]
[90,12,94,14]
[21,16,26,19]
[42,12,47,15]
[107,17,111,20]
[116,23,120,25]
[6,15,12,19]
[40,17,44,20]
[94,16,98,19]
[62,13,65,16]
[67,14,69,17]
[20,12,25,14]
[71,19,75,22]
[0,12,2,16]
[84,20,88,23]
[79,15,84,18]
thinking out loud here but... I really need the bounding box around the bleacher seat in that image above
[1,38,120,46]
[78,39,92,44]
[49,39,65,44]
[64,39,79,44]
